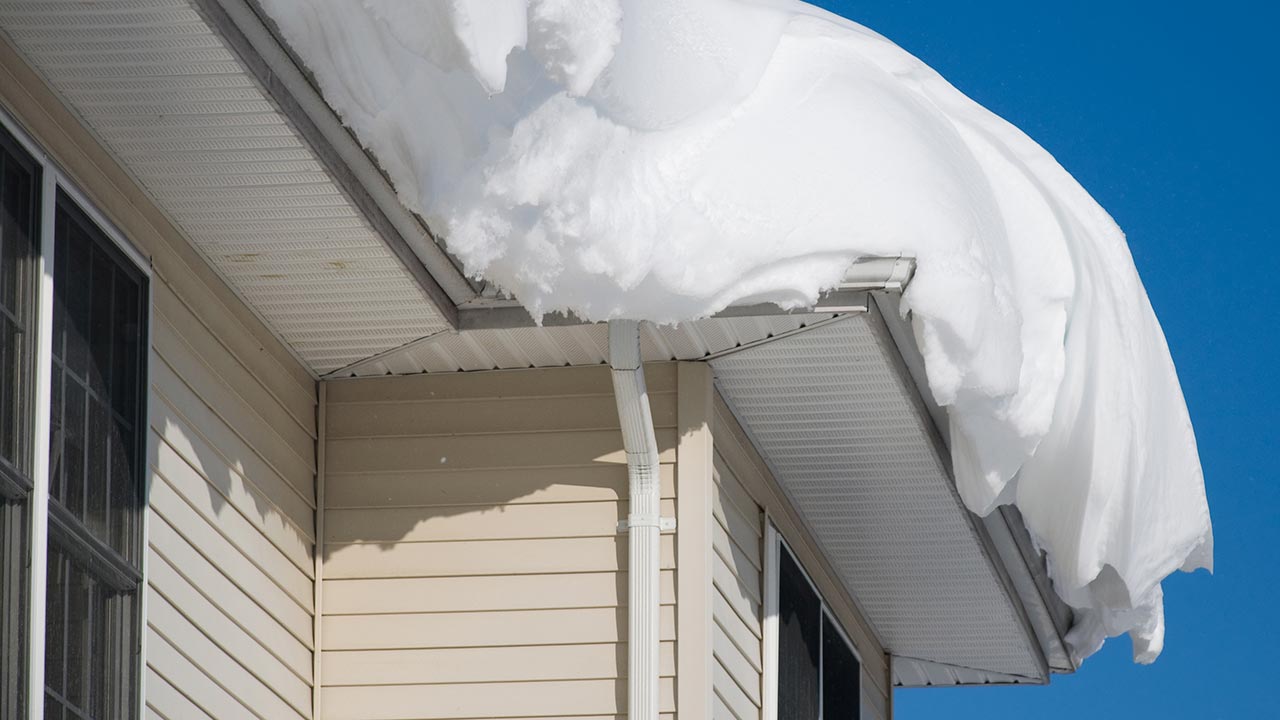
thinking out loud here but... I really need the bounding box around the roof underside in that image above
[0,0,456,373]
[709,313,1048,685]
[331,313,836,377]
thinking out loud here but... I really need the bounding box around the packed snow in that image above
[260,0,1212,664]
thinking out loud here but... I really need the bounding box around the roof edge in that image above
[455,256,912,330]
[191,0,477,323]
[870,291,1077,676]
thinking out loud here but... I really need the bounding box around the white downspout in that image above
[609,320,673,720]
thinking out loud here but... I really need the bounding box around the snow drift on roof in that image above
[260,0,1212,664]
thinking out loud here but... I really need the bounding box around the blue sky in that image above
[808,1,1278,717]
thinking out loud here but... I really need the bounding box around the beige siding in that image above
[711,454,765,719]
[145,174,319,720]
[0,37,319,719]
[322,364,679,720]
[712,392,892,720]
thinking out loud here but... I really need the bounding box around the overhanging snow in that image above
[258,0,1213,664]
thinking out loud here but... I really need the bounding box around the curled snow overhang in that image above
[243,0,1212,667]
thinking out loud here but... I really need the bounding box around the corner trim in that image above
[675,362,715,720]
[312,381,326,718]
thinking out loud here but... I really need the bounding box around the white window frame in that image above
[762,520,863,720]
[1,107,151,720]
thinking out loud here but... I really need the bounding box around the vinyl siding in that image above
[712,393,891,720]
[711,453,764,719]
[0,37,319,719]
[144,176,319,720]
[321,363,679,720]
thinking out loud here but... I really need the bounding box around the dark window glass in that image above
[1,501,30,719]
[822,614,861,720]
[776,546,861,720]
[778,548,821,720]
[0,123,40,720]
[45,193,145,720]
[43,547,137,720]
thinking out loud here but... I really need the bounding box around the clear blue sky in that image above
[808,1,1278,717]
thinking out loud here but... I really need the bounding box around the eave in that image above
[0,0,1076,686]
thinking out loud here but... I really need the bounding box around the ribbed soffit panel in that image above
[332,313,835,377]
[710,315,1043,679]
[0,0,450,372]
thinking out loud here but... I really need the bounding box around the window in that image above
[45,194,146,720]
[0,118,148,720]
[769,533,861,720]
[1,124,41,720]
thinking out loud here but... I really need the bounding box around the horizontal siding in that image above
[326,464,675,509]
[325,534,676,579]
[325,428,678,474]
[322,642,677,685]
[711,453,764,720]
[325,499,677,544]
[324,606,678,651]
[321,365,678,719]
[325,393,677,438]
[324,570,677,615]
[323,679,677,720]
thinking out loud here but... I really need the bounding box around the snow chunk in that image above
[260,0,1212,664]
[527,0,622,96]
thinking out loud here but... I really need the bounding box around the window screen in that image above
[776,544,862,720]
[0,501,30,719]
[822,614,861,720]
[0,123,40,720]
[778,546,821,720]
[45,192,145,720]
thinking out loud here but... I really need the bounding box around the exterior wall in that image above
[710,450,766,719]
[146,279,317,720]
[0,36,318,720]
[321,364,679,720]
[711,391,892,720]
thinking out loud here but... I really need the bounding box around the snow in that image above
[260,0,1212,664]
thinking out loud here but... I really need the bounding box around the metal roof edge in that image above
[892,655,1047,687]
[870,291,1078,676]
[190,0,477,325]
[455,256,911,330]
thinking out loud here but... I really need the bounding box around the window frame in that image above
[763,521,863,720]
[0,108,151,720]
[0,119,41,720]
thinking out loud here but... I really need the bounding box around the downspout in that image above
[609,320,674,720]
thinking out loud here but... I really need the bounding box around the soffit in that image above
[330,313,836,377]
[709,314,1047,684]
[0,0,451,373]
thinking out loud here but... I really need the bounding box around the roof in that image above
[0,0,471,373]
[0,0,1075,685]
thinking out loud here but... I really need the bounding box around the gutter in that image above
[608,320,676,720]
[458,256,916,330]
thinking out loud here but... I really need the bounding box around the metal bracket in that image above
[617,517,678,533]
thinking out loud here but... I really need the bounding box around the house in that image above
[0,2,1156,720]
